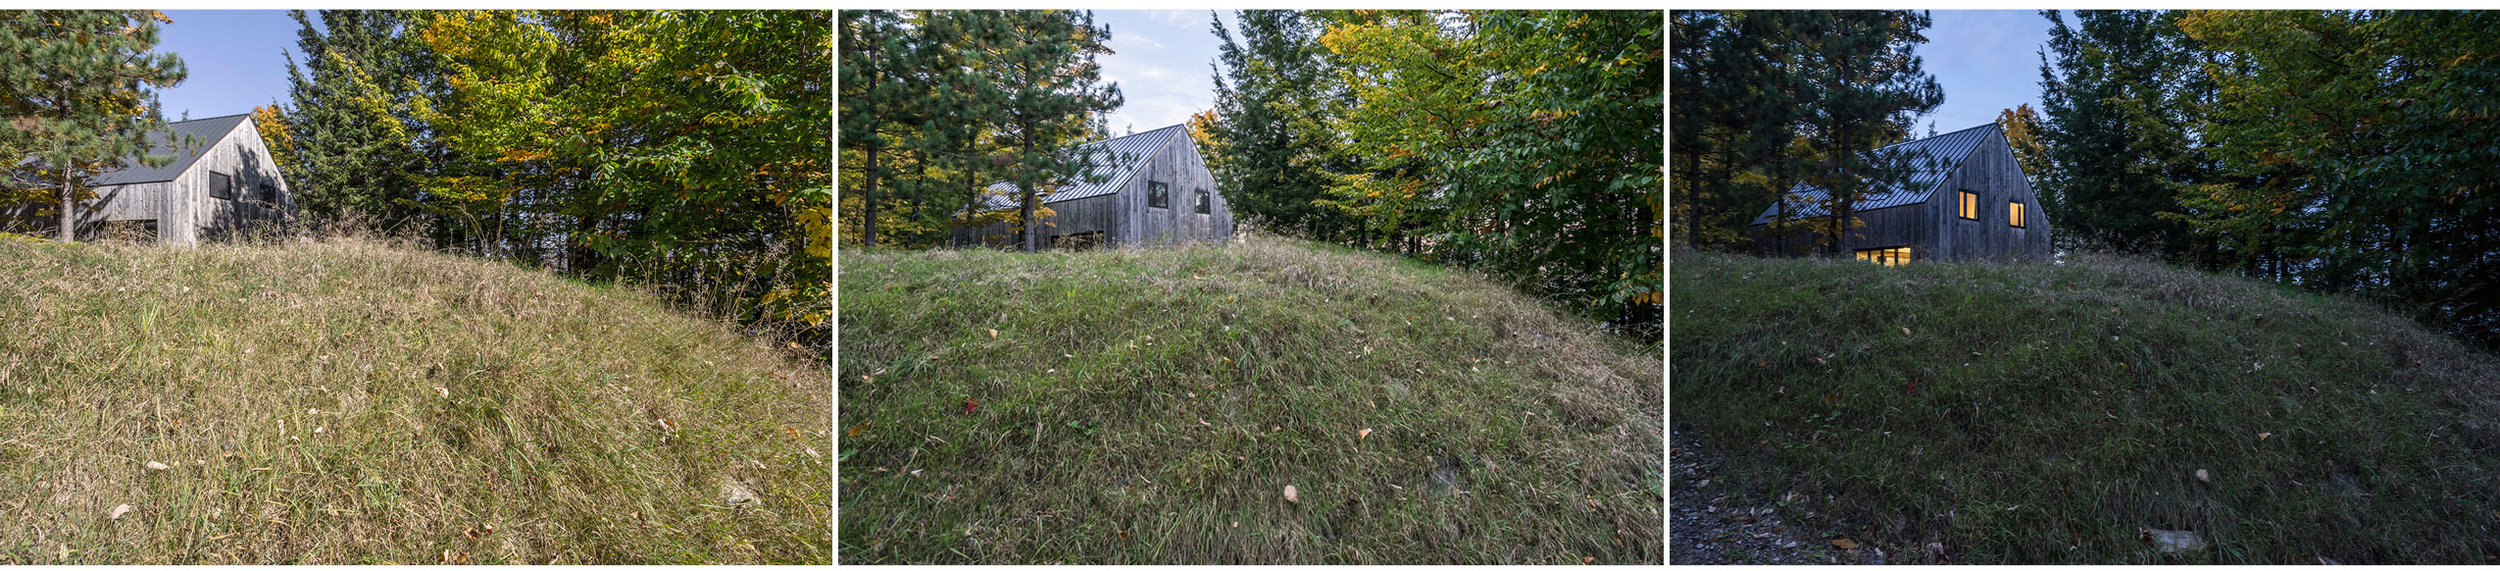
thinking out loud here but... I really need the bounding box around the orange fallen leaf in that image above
[1832,537,1858,550]
[1358,428,1373,441]
[987,329,998,338]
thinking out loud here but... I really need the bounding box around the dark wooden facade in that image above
[953,124,1233,250]
[1745,123,2052,263]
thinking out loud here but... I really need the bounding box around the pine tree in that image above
[958,10,1122,253]
[1790,10,1942,257]
[838,10,917,247]
[0,10,188,242]
[279,10,437,229]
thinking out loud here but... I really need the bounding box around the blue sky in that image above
[1094,10,1240,137]
[1917,10,2056,137]
[154,10,306,121]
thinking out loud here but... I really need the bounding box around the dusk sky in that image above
[1918,10,2058,137]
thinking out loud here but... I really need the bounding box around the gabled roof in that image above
[1750,123,2000,225]
[93,114,251,186]
[978,124,1184,211]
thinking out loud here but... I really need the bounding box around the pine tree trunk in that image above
[863,146,880,247]
[57,172,74,243]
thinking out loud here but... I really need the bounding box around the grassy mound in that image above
[1671,251,2500,564]
[0,237,829,563]
[837,235,1661,564]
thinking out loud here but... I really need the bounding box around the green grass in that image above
[837,234,1662,564]
[0,236,829,563]
[1671,250,2500,564]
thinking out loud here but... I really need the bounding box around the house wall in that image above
[950,193,1120,249]
[1928,129,2051,262]
[1747,126,2053,263]
[82,119,295,244]
[1116,133,1229,247]
[1744,202,1927,257]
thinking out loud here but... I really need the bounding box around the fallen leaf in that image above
[1901,326,1912,336]
[988,329,998,338]
[1832,537,1858,550]
[1358,428,1373,441]
[145,461,169,471]
[434,386,450,398]
[845,421,872,437]
[1582,556,1595,564]
[2258,432,2272,441]
[109,504,133,520]
[1283,485,1299,504]
[2195,469,2210,484]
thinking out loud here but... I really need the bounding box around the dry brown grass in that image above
[0,236,829,563]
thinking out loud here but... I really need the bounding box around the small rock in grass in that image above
[2141,528,2204,554]
[720,476,759,507]
[2195,469,2210,484]
[1283,485,1299,504]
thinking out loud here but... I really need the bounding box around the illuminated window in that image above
[1854,246,1912,267]
[1958,190,1978,220]
[2010,201,2025,227]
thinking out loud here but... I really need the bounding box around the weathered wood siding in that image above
[950,193,1121,249]
[1926,129,2050,262]
[1745,125,2051,263]
[83,118,295,243]
[1117,133,1229,247]
[951,127,1232,251]
[1743,202,1926,258]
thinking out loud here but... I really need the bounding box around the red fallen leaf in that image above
[961,398,980,415]
[1905,381,1918,394]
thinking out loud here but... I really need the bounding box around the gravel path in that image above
[1669,429,1869,565]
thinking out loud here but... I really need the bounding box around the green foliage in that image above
[1309,10,1663,333]
[2035,10,2216,260]
[1204,10,1355,243]
[0,10,187,241]
[836,10,1123,253]
[279,9,435,229]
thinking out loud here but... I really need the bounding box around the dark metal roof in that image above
[1749,123,2000,224]
[979,124,1183,211]
[92,114,251,186]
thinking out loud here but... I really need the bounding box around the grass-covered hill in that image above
[0,237,829,564]
[838,235,1663,564]
[1671,251,2500,564]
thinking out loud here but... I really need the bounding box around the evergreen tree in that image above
[1206,10,1345,243]
[1791,10,1942,257]
[279,10,438,229]
[0,10,188,242]
[837,10,917,247]
[958,10,1122,253]
[2035,10,2211,257]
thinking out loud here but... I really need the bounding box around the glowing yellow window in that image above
[1855,246,1911,267]
[1958,191,1978,220]
[2010,201,2026,227]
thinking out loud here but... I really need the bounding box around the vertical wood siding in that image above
[1746,125,2051,263]
[952,128,1233,251]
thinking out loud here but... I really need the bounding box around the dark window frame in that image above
[210,172,234,200]
[1148,181,1169,209]
[1194,189,1209,214]
[1957,190,1978,220]
[2009,200,2026,228]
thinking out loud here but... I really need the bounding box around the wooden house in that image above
[5,113,296,243]
[1746,122,2051,264]
[952,124,1233,250]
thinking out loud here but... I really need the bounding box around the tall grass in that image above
[0,236,830,563]
[838,234,1662,564]
[1671,250,2500,563]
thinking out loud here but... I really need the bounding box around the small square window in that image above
[2010,201,2026,228]
[1957,190,1977,220]
[1148,181,1169,209]
[210,172,233,200]
[1194,189,1209,214]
